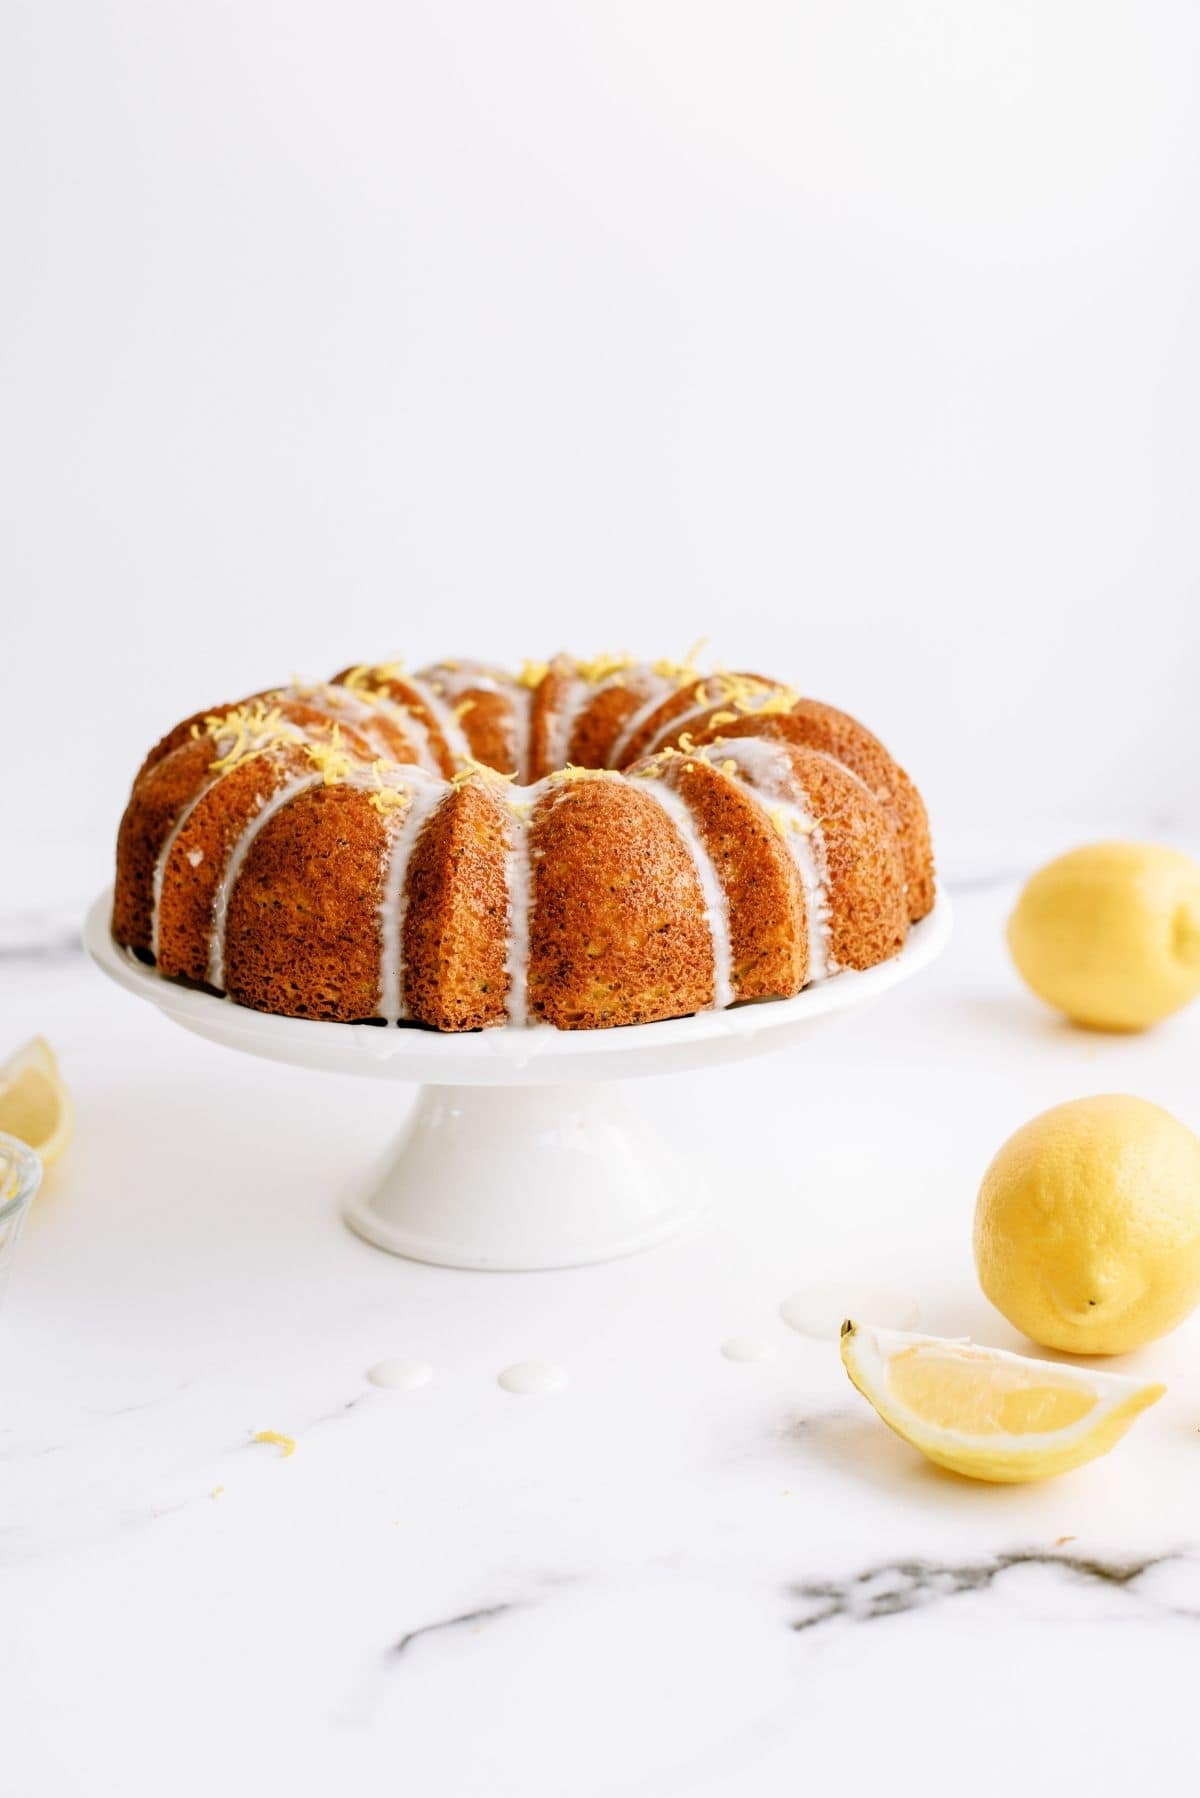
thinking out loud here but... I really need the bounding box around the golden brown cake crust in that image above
[689,703,934,924]
[112,655,934,1032]
[156,747,312,986]
[526,778,714,1029]
[777,744,909,969]
[643,753,809,999]
[402,782,512,1031]
[113,734,217,955]
[221,784,390,1022]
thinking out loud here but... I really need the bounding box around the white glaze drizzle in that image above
[541,672,586,775]
[637,681,796,761]
[207,773,321,989]
[367,1357,434,1390]
[377,695,441,775]
[377,774,449,1022]
[502,797,536,1026]
[403,674,474,768]
[606,675,680,768]
[509,684,534,782]
[720,1336,777,1363]
[634,774,735,1010]
[419,660,506,701]
[150,779,219,962]
[709,736,836,983]
[419,661,532,781]
[638,696,722,760]
[281,680,419,773]
[497,1361,568,1396]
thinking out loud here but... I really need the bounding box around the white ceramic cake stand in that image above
[85,890,951,1271]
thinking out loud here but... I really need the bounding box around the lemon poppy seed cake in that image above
[112,655,934,1030]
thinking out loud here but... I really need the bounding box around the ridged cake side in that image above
[112,655,933,1030]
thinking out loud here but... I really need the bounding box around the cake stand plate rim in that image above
[84,887,953,1085]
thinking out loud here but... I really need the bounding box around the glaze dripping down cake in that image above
[112,656,935,1030]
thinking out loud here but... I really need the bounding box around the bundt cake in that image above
[112,655,935,1031]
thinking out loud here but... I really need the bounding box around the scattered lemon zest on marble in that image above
[252,1430,296,1458]
[210,1485,225,1500]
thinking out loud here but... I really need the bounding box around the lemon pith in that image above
[974,1095,1200,1354]
[1008,842,1200,1031]
[840,1321,1163,1483]
[0,1037,73,1167]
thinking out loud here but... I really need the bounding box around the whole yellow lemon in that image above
[974,1095,1200,1354]
[1007,842,1200,1031]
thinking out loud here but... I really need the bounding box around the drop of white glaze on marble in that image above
[779,1284,921,1340]
[720,1336,777,1363]
[367,1358,434,1391]
[497,1361,568,1396]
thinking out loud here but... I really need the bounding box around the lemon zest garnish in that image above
[707,710,738,730]
[720,759,738,777]
[210,1486,225,1500]
[572,652,633,684]
[547,764,616,785]
[251,1431,295,1458]
[368,760,412,815]
[453,697,476,720]
[450,758,518,788]
[517,659,550,690]
[342,661,410,708]
[749,687,801,716]
[304,724,359,786]
[202,702,304,773]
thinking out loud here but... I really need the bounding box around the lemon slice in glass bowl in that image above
[840,1322,1163,1483]
[0,1036,73,1168]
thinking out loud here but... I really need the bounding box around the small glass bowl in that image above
[0,1133,42,1299]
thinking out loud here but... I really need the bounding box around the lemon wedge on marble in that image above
[840,1322,1163,1483]
[0,1036,73,1167]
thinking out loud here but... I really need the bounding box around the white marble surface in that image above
[5,878,1200,1795]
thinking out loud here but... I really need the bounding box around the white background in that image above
[4,2,1199,892]
[6,14,1200,1792]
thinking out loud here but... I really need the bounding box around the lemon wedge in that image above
[840,1321,1164,1483]
[0,1036,74,1167]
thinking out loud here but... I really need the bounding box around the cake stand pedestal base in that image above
[85,888,951,1273]
[342,1082,703,1270]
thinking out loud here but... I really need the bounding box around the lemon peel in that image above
[975,1095,1200,1354]
[1008,843,1200,1031]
